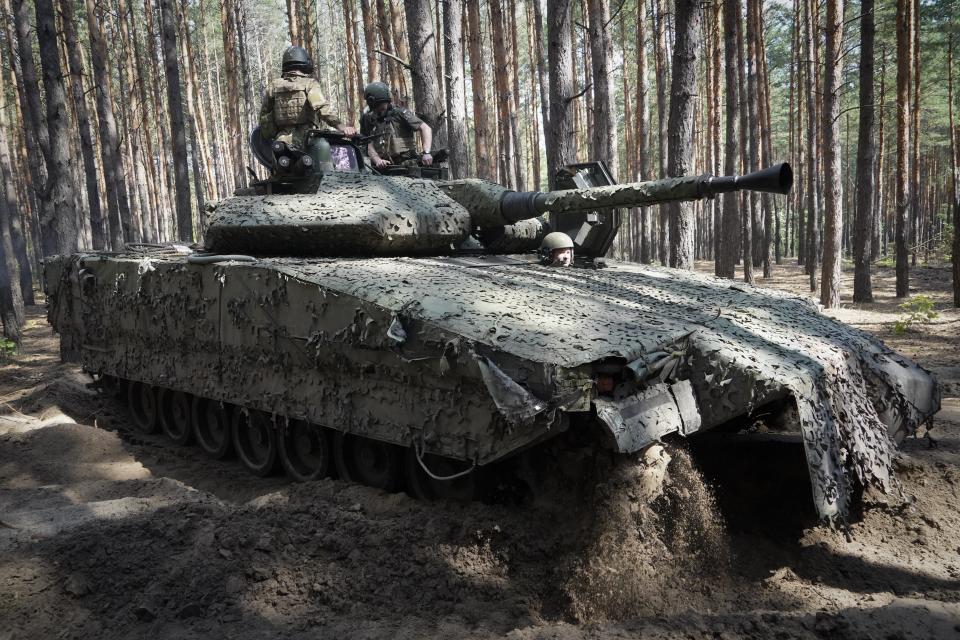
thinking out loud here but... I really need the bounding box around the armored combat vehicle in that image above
[44,135,939,521]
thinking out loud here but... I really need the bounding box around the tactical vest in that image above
[272,77,316,128]
[372,109,417,159]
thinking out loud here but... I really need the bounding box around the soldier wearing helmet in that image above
[540,232,574,267]
[360,82,433,168]
[259,46,356,171]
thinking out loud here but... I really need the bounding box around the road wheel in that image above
[126,381,159,434]
[232,409,278,477]
[279,420,331,482]
[159,389,193,445]
[333,432,402,492]
[191,397,233,459]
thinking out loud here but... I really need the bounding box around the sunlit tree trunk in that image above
[442,0,468,177]
[587,0,617,178]
[636,0,653,264]
[853,0,875,303]
[895,0,911,297]
[546,0,576,190]
[666,0,701,269]
[820,0,843,308]
[34,0,79,254]
[466,0,494,180]
[158,0,192,241]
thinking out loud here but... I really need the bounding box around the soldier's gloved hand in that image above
[373,157,392,168]
[421,152,433,166]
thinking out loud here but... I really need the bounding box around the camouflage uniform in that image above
[259,71,341,168]
[360,106,424,166]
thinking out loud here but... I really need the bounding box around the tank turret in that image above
[203,158,792,257]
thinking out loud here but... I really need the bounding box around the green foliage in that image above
[892,295,940,334]
[0,337,16,359]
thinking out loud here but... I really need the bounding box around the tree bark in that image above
[404,0,447,152]
[158,0,193,241]
[83,0,129,247]
[59,0,104,250]
[587,0,617,178]
[546,0,576,189]
[488,0,516,187]
[718,0,740,279]
[652,0,669,263]
[466,0,494,180]
[852,0,875,303]
[895,0,911,297]
[0,62,23,339]
[636,0,653,263]
[442,0,467,178]
[34,0,78,255]
[803,0,819,291]
[360,0,380,81]
[666,0,701,269]
[221,0,245,190]
[820,0,843,308]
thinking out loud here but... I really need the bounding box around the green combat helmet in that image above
[364,81,391,108]
[281,45,313,74]
[540,231,574,266]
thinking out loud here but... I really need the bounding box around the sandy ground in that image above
[0,261,958,640]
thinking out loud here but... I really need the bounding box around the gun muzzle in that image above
[698,162,793,197]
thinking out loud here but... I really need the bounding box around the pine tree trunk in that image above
[587,0,617,178]
[359,0,380,81]
[59,0,104,250]
[950,35,960,307]
[873,47,886,261]
[909,0,920,268]
[745,0,761,269]
[546,0,576,190]
[895,0,911,297]
[158,0,193,241]
[666,0,701,269]
[34,0,78,255]
[287,0,301,44]
[442,0,468,178]
[636,0,653,264]
[466,0,494,180]
[820,0,843,308]
[404,0,447,153]
[508,0,524,190]
[221,0,245,190]
[532,0,550,158]
[0,70,23,338]
[488,0,516,188]
[718,0,740,279]
[804,0,819,291]
[652,0,669,263]
[852,0,875,303]
[737,0,753,283]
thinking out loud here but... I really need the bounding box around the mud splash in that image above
[556,444,730,622]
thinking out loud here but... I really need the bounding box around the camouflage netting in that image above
[262,258,938,521]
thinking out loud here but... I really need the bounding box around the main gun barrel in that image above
[442,162,793,229]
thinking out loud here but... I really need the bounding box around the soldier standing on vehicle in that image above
[360,82,433,168]
[259,46,356,171]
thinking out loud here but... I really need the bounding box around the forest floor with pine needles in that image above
[0,262,957,640]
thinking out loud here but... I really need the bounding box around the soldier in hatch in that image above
[259,46,356,171]
[360,82,433,168]
[540,232,574,267]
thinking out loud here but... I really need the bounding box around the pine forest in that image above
[2,0,960,344]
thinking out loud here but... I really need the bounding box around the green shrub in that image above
[892,294,939,334]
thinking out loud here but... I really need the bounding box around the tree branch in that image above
[374,49,411,70]
[565,83,592,103]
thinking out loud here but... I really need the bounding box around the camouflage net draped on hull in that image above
[265,259,936,522]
